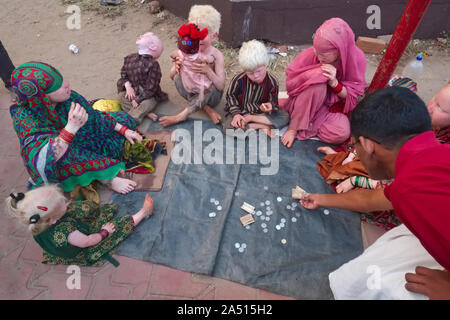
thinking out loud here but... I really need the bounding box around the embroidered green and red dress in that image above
[9,62,136,192]
[34,200,134,267]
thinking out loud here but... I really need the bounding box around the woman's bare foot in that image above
[159,109,189,127]
[281,129,297,148]
[317,146,337,155]
[109,177,137,194]
[147,112,158,122]
[203,105,222,124]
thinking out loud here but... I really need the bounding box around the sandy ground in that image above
[1,0,449,110]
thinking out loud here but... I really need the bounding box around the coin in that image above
[277,197,282,202]
[234,243,240,248]
[209,212,216,218]
[281,239,287,244]
[324,209,330,215]
[217,206,222,211]
[292,217,297,222]
[265,200,270,205]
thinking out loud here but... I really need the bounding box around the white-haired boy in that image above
[159,5,225,127]
[224,40,289,137]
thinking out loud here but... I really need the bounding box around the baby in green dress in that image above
[6,185,154,267]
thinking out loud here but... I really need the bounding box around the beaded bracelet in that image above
[99,229,109,240]
[59,128,75,144]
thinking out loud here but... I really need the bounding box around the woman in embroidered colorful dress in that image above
[9,61,143,194]
[6,185,154,267]
[280,18,367,148]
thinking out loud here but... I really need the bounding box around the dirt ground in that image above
[0,0,449,112]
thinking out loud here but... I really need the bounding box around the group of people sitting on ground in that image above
[2,3,449,299]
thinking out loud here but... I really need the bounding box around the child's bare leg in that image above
[247,122,275,138]
[203,105,222,124]
[317,146,337,155]
[159,108,189,127]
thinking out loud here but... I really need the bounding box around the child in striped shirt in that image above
[224,40,290,137]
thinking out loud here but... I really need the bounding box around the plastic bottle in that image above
[402,53,424,80]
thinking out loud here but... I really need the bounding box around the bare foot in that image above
[262,127,275,139]
[147,112,158,122]
[203,105,222,124]
[317,146,337,155]
[281,129,297,148]
[143,194,154,218]
[109,177,137,194]
[159,109,189,127]
[247,123,275,138]
[159,115,181,127]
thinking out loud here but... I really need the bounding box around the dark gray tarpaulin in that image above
[111,119,363,299]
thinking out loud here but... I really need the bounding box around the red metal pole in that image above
[367,0,431,93]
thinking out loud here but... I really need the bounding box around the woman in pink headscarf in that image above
[281,18,366,148]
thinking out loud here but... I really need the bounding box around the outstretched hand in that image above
[300,193,322,210]
[124,129,143,145]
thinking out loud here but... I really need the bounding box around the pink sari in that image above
[281,18,366,144]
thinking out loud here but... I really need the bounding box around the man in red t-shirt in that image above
[301,87,450,299]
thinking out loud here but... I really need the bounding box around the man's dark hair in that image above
[350,86,432,149]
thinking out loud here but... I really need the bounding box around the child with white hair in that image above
[224,40,290,137]
[159,5,225,127]
[117,32,168,124]
[6,185,154,267]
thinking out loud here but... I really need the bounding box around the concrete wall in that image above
[159,0,450,47]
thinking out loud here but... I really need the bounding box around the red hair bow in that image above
[177,24,208,40]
